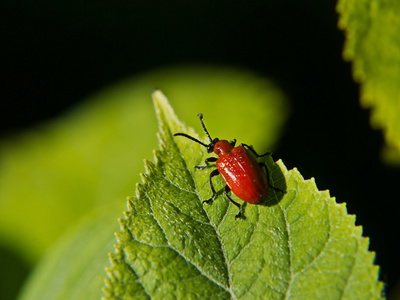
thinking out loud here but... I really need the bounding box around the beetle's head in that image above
[206,138,219,153]
[174,113,219,153]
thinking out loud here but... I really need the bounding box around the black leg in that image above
[195,157,218,170]
[240,143,272,157]
[241,143,285,194]
[224,185,242,219]
[230,139,237,147]
[259,162,285,194]
[202,169,220,204]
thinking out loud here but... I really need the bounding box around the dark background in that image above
[1,0,399,298]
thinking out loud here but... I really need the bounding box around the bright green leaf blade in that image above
[104,91,383,299]
[337,0,400,164]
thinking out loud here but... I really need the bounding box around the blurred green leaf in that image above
[0,65,288,264]
[103,91,383,299]
[337,0,400,165]
[18,203,124,300]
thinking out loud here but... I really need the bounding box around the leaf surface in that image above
[104,91,383,299]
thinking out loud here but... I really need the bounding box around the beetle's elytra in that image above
[174,113,284,219]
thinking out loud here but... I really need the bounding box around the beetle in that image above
[174,113,284,219]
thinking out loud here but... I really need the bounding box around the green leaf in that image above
[18,203,124,300]
[104,91,383,299]
[337,0,400,165]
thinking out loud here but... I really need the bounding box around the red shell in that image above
[215,142,268,204]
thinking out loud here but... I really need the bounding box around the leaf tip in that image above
[151,89,173,120]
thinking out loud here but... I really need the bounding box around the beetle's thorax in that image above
[214,140,234,156]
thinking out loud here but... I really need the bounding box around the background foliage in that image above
[338,0,400,165]
[1,0,398,299]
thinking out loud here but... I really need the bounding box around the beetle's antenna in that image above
[197,113,213,143]
[173,133,209,148]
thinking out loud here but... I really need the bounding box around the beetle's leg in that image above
[195,157,218,170]
[224,185,242,219]
[241,143,284,193]
[259,162,285,194]
[240,143,272,157]
[229,139,237,147]
[202,169,220,204]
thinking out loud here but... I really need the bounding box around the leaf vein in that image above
[279,202,294,300]
[338,241,358,299]
[121,258,152,299]
[229,210,258,265]
[144,192,230,294]
[293,197,332,277]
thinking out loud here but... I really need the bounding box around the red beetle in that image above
[174,113,284,219]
